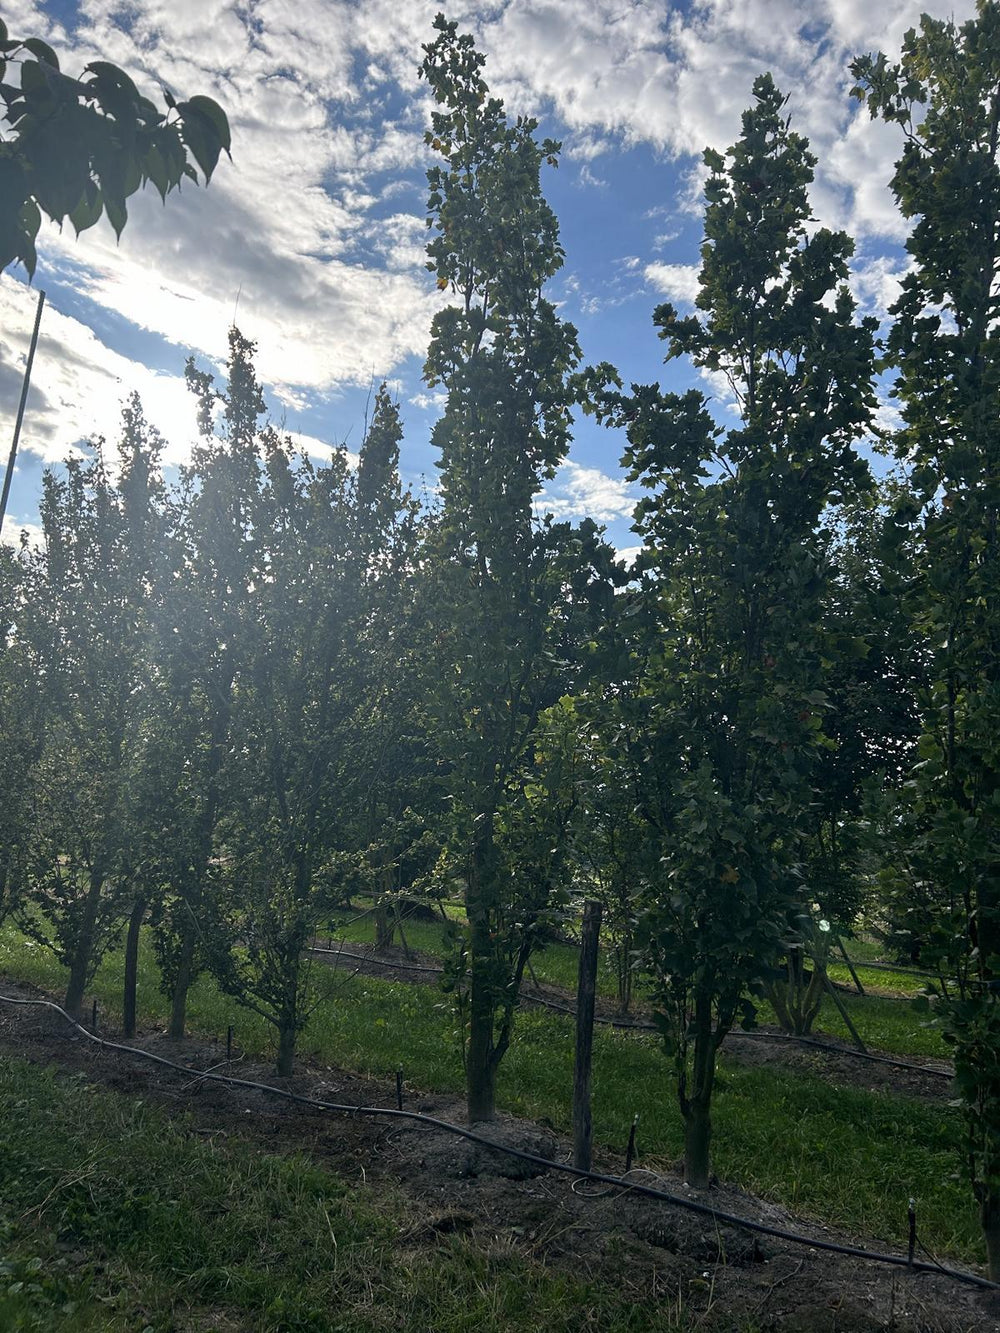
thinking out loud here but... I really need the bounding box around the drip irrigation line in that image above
[0,992,992,1293]
[311,945,442,976]
[310,945,955,1080]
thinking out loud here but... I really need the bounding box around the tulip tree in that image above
[593,75,877,1186]
[852,0,1000,1276]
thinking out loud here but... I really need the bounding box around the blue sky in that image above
[0,0,975,554]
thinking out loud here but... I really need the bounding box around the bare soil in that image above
[0,973,994,1332]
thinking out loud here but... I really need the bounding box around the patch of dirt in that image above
[0,974,993,1331]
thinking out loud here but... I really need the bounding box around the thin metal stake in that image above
[395,1066,403,1111]
[0,288,45,528]
[625,1113,639,1173]
[908,1198,916,1267]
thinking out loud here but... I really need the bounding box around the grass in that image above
[323,906,950,1059]
[0,1056,673,1332]
[0,920,980,1268]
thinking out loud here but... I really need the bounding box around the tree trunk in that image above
[276,1018,297,1078]
[64,869,105,1019]
[981,1188,1000,1284]
[684,1101,712,1189]
[374,902,394,950]
[168,923,196,1040]
[682,989,717,1188]
[466,935,497,1122]
[123,896,146,1038]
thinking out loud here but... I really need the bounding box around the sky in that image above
[0,0,978,556]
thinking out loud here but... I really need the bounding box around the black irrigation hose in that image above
[0,992,992,1293]
[310,945,956,1080]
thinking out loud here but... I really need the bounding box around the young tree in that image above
[419,16,614,1121]
[852,1,1000,1276]
[193,368,423,1076]
[0,19,230,276]
[14,404,164,1018]
[147,327,268,1040]
[592,76,877,1185]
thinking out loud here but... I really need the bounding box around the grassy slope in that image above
[0,921,979,1266]
[0,1057,665,1333]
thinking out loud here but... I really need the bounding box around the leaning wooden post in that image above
[573,899,603,1172]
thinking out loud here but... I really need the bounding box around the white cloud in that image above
[535,460,637,522]
[645,261,700,306]
[0,514,45,549]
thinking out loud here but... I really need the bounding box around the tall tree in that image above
[419,16,612,1122]
[14,405,164,1017]
[592,75,877,1186]
[852,1,1000,1277]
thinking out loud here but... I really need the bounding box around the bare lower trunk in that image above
[168,924,195,1040]
[983,1189,1000,1284]
[466,935,497,1122]
[123,897,146,1038]
[681,990,718,1189]
[684,1102,712,1189]
[64,870,105,1019]
[374,902,394,951]
[276,1018,297,1078]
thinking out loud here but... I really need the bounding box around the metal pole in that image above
[0,287,45,529]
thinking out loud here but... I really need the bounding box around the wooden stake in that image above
[823,973,867,1052]
[573,899,602,1172]
[835,936,865,996]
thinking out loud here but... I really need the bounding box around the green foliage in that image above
[0,20,230,275]
[852,0,1000,1276]
[419,15,619,1119]
[589,73,877,1183]
[8,400,165,1015]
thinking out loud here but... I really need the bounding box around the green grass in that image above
[0,921,979,1267]
[0,1056,672,1332]
[323,907,949,1059]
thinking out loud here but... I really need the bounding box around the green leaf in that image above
[186,94,231,153]
[23,37,59,70]
[68,180,103,235]
[104,192,127,240]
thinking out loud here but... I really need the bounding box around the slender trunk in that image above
[374,902,394,950]
[466,925,497,1122]
[169,923,196,1040]
[573,900,602,1172]
[683,990,717,1188]
[276,1016,297,1077]
[374,867,395,949]
[122,896,146,1039]
[983,1190,1000,1284]
[684,1101,712,1190]
[64,869,105,1019]
[465,821,498,1123]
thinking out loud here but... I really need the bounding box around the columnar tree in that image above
[593,76,877,1185]
[852,1,1000,1276]
[15,406,164,1017]
[148,327,268,1039]
[419,16,596,1122]
[203,377,421,1076]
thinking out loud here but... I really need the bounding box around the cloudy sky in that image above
[0,0,975,552]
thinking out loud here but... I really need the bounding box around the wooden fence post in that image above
[573,899,603,1172]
